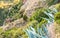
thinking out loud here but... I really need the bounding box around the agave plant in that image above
[25,8,57,38]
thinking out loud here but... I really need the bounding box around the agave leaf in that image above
[25,8,58,38]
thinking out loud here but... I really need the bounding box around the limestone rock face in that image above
[20,0,48,18]
[2,18,27,31]
[47,22,60,38]
[47,23,55,38]
[54,23,60,38]
[1,0,48,31]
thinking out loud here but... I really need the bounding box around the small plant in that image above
[55,3,60,12]
[30,8,49,22]
[0,27,28,38]
[54,12,60,24]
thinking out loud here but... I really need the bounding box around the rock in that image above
[20,0,48,18]
[22,0,27,4]
[13,18,27,27]
[2,18,27,31]
[58,0,60,3]
[47,23,55,38]
[54,23,60,38]
[47,22,60,38]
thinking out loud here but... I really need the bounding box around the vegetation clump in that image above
[30,8,49,22]
[0,0,60,38]
[55,12,60,24]
[55,3,60,12]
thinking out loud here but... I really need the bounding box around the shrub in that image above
[30,8,49,22]
[55,3,60,12]
[0,27,28,38]
[0,0,23,26]
[54,12,60,24]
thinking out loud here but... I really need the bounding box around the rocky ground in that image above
[0,0,60,38]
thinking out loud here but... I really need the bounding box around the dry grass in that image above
[0,0,20,8]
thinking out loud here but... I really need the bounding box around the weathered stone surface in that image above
[47,23,55,38]
[54,23,60,38]
[47,22,60,38]
[2,18,27,31]
[1,0,48,31]
[20,0,48,18]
